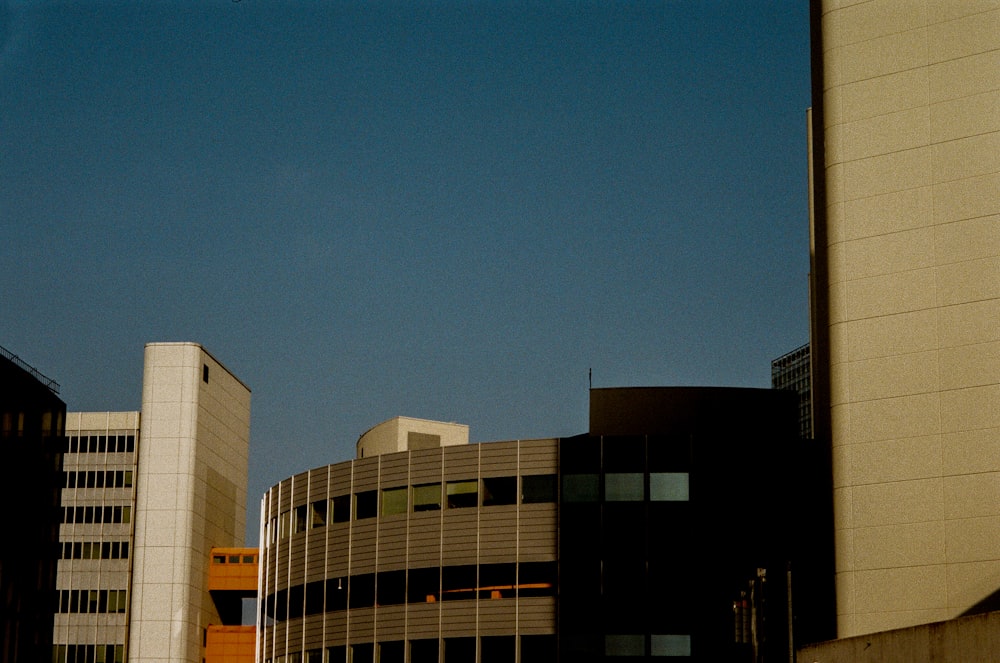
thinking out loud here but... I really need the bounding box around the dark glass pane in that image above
[521,474,557,504]
[444,637,475,663]
[560,435,600,473]
[482,476,517,506]
[354,490,377,520]
[349,573,375,609]
[408,567,439,604]
[377,570,406,606]
[331,495,350,523]
[410,639,438,663]
[480,636,515,663]
[442,564,476,601]
[378,641,404,663]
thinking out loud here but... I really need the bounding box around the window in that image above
[381,487,407,516]
[482,476,517,506]
[409,639,438,663]
[442,565,476,601]
[203,364,209,383]
[331,495,350,523]
[293,505,308,533]
[412,483,441,512]
[310,499,327,528]
[377,569,406,606]
[444,637,475,663]
[651,634,691,656]
[446,480,477,509]
[562,474,599,502]
[350,643,373,663]
[521,474,557,503]
[326,646,346,663]
[379,641,404,663]
[650,473,689,501]
[304,650,323,663]
[480,636,515,663]
[605,473,644,501]
[408,567,439,604]
[606,635,644,656]
[354,490,377,520]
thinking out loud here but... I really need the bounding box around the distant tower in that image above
[771,343,812,439]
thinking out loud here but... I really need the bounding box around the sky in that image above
[2,0,812,543]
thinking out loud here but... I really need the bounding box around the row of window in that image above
[63,470,133,489]
[52,644,124,663]
[62,506,132,524]
[64,435,135,454]
[211,552,258,565]
[265,562,556,621]
[61,540,130,560]
[57,589,128,614]
[562,472,689,503]
[267,475,556,545]
[266,635,556,663]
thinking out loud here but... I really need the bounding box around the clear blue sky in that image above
[2,0,812,542]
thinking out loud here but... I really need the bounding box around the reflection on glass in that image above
[650,473,689,501]
[605,473,644,501]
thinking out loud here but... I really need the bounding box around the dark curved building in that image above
[259,388,833,662]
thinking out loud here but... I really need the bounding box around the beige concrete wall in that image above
[798,610,1000,663]
[356,416,469,458]
[129,343,251,663]
[816,0,1000,638]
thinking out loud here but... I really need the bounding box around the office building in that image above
[771,342,813,439]
[808,0,1000,638]
[53,342,252,663]
[259,387,832,662]
[0,346,66,663]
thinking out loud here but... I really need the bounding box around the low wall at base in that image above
[798,610,1000,663]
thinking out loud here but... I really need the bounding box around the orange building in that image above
[207,547,258,663]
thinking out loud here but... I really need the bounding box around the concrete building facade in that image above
[260,387,831,662]
[53,343,252,663]
[809,0,1000,638]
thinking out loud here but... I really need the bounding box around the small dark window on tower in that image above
[202,364,209,383]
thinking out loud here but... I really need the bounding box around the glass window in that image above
[606,634,644,656]
[354,490,377,520]
[562,474,599,502]
[331,495,350,523]
[480,636,515,663]
[482,476,517,506]
[381,487,408,516]
[293,505,308,533]
[521,474,557,503]
[326,646,346,663]
[310,499,327,528]
[446,480,478,508]
[408,567,440,604]
[409,639,438,663]
[412,483,441,512]
[350,645,373,663]
[605,473,644,501]
[279,511,290,539]
[304,650,323,663]
[650,473,689,501]
[442,564,477,601]
[377,569,406,606]
[651,634,691,656]
[444,637,475,663]
[520,635,556,663]
[378,641,404,663]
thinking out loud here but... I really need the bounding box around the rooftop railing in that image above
[0,344,60,394]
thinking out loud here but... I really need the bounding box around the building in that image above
[53,342,252,663]
[771,343,812,440]
[259,387,833,662]
[0,346,66,663]
[808,0,1000,639]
